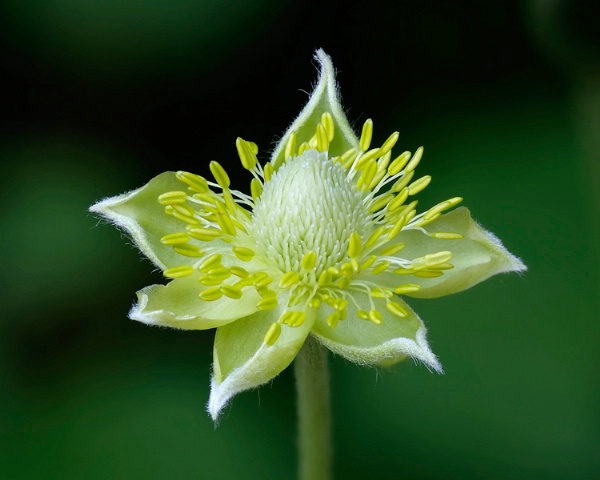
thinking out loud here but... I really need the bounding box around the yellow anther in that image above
[216,211,237,236]
[309,297,321,308]
[416,212,439,227]
[256,295,278,310]
[361,255,377,269]
[405,146,424,172]
[278,311,293,325]
[209,161,230,189]
[318,269,332,286]
[393,267,415,275]
[337,276,351,289]
[233,246,255,262]
[316,123,329,152]
[414,270,444,278]
[340,262,354,276]
[198,253,222,272]
[170,209,200,225]
[371,260,391,274]
[171,203,195,217]
[229,266,249,278]
[387,151,411,176]
[350,258,360,273]
[186,227,221,241]
[386,301,408,318]
[301,251,317,270]
[193,192,217,206]
[392,284,421,295]
[348,232,362,259]
[285,131,297,159]
[200,287,223,301]
[288,311,306,327]
[407,175,432,196]
[176,171,209,193]
[379,131,399,155]
[368,310,383,324]
[377,151,392,172]
[424,251,453,266]
[223,190,239,216]
[206,267,231,280]
[253,273,273,288]
[359,118,373,152]
[355,148,381,171]
[387,215,407,241]
[357,159,377,191]
[158,191,187,205]
[160,232,190,245]
[340,149,358,169]
[364,226,386,250]
[220,284,243,299]
[279,271,301,289]
[326,312,339,328]
[174,244,204,257]
[163,265,194,278]
[298,142,311,155]
[334,298,348,311]
[264,322,281,346]
[236,137,258,171]
[263,162,274,182]
[432,232,463,240]
[390,170,415,193]
[388,188,409,212]
[250,178,263,202]
[357,310,370,320]
[436,263,454,270]
[370,288,387,299]
[321,112,335,141]
[379,243,406,257]
[424,197,463,220]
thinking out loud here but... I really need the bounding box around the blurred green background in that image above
[1,1,598,479]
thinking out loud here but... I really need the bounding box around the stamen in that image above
[160,232,190,245]
[220,284,243,299]
[233,246,255,262]
[199,253,222,272]
[176,171,209,193]
[301,251,317,271]
[386,301,408,318]
[158,191,188,205]
[186,227,221,241]
[163,266,194,278]
[285,131,297,160]
[359,119,373,152]
[236,138,258,171]
[209,161,230,189]
[279,272,301,289]
[387,151,411,176]
[200,287,223,301]
[174,244,204,257]
[407,176,432,196]
[431,232,463,240]
[348,232,362,258]
[405,146,424,172]
[264,322,281,346]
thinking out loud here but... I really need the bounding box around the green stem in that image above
[294,336,332,480]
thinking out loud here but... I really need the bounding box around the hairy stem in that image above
[294,336,332,480]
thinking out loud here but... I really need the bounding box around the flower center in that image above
[251,150,370,278]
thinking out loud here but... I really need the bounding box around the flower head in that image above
[90,50,525,420]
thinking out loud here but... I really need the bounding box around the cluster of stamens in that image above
[156,113,463,346]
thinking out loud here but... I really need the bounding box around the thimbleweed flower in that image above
[90,50,525,420]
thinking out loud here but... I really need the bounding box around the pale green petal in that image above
[270,49,360,169]
[311,292,441,371]
[129,275,262,330]
[90,172,190,270]
[209,305,315,421]
[381,207,526,299]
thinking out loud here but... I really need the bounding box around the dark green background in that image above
[1,1,598,479]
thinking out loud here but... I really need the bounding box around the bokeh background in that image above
[1,1,598,479]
